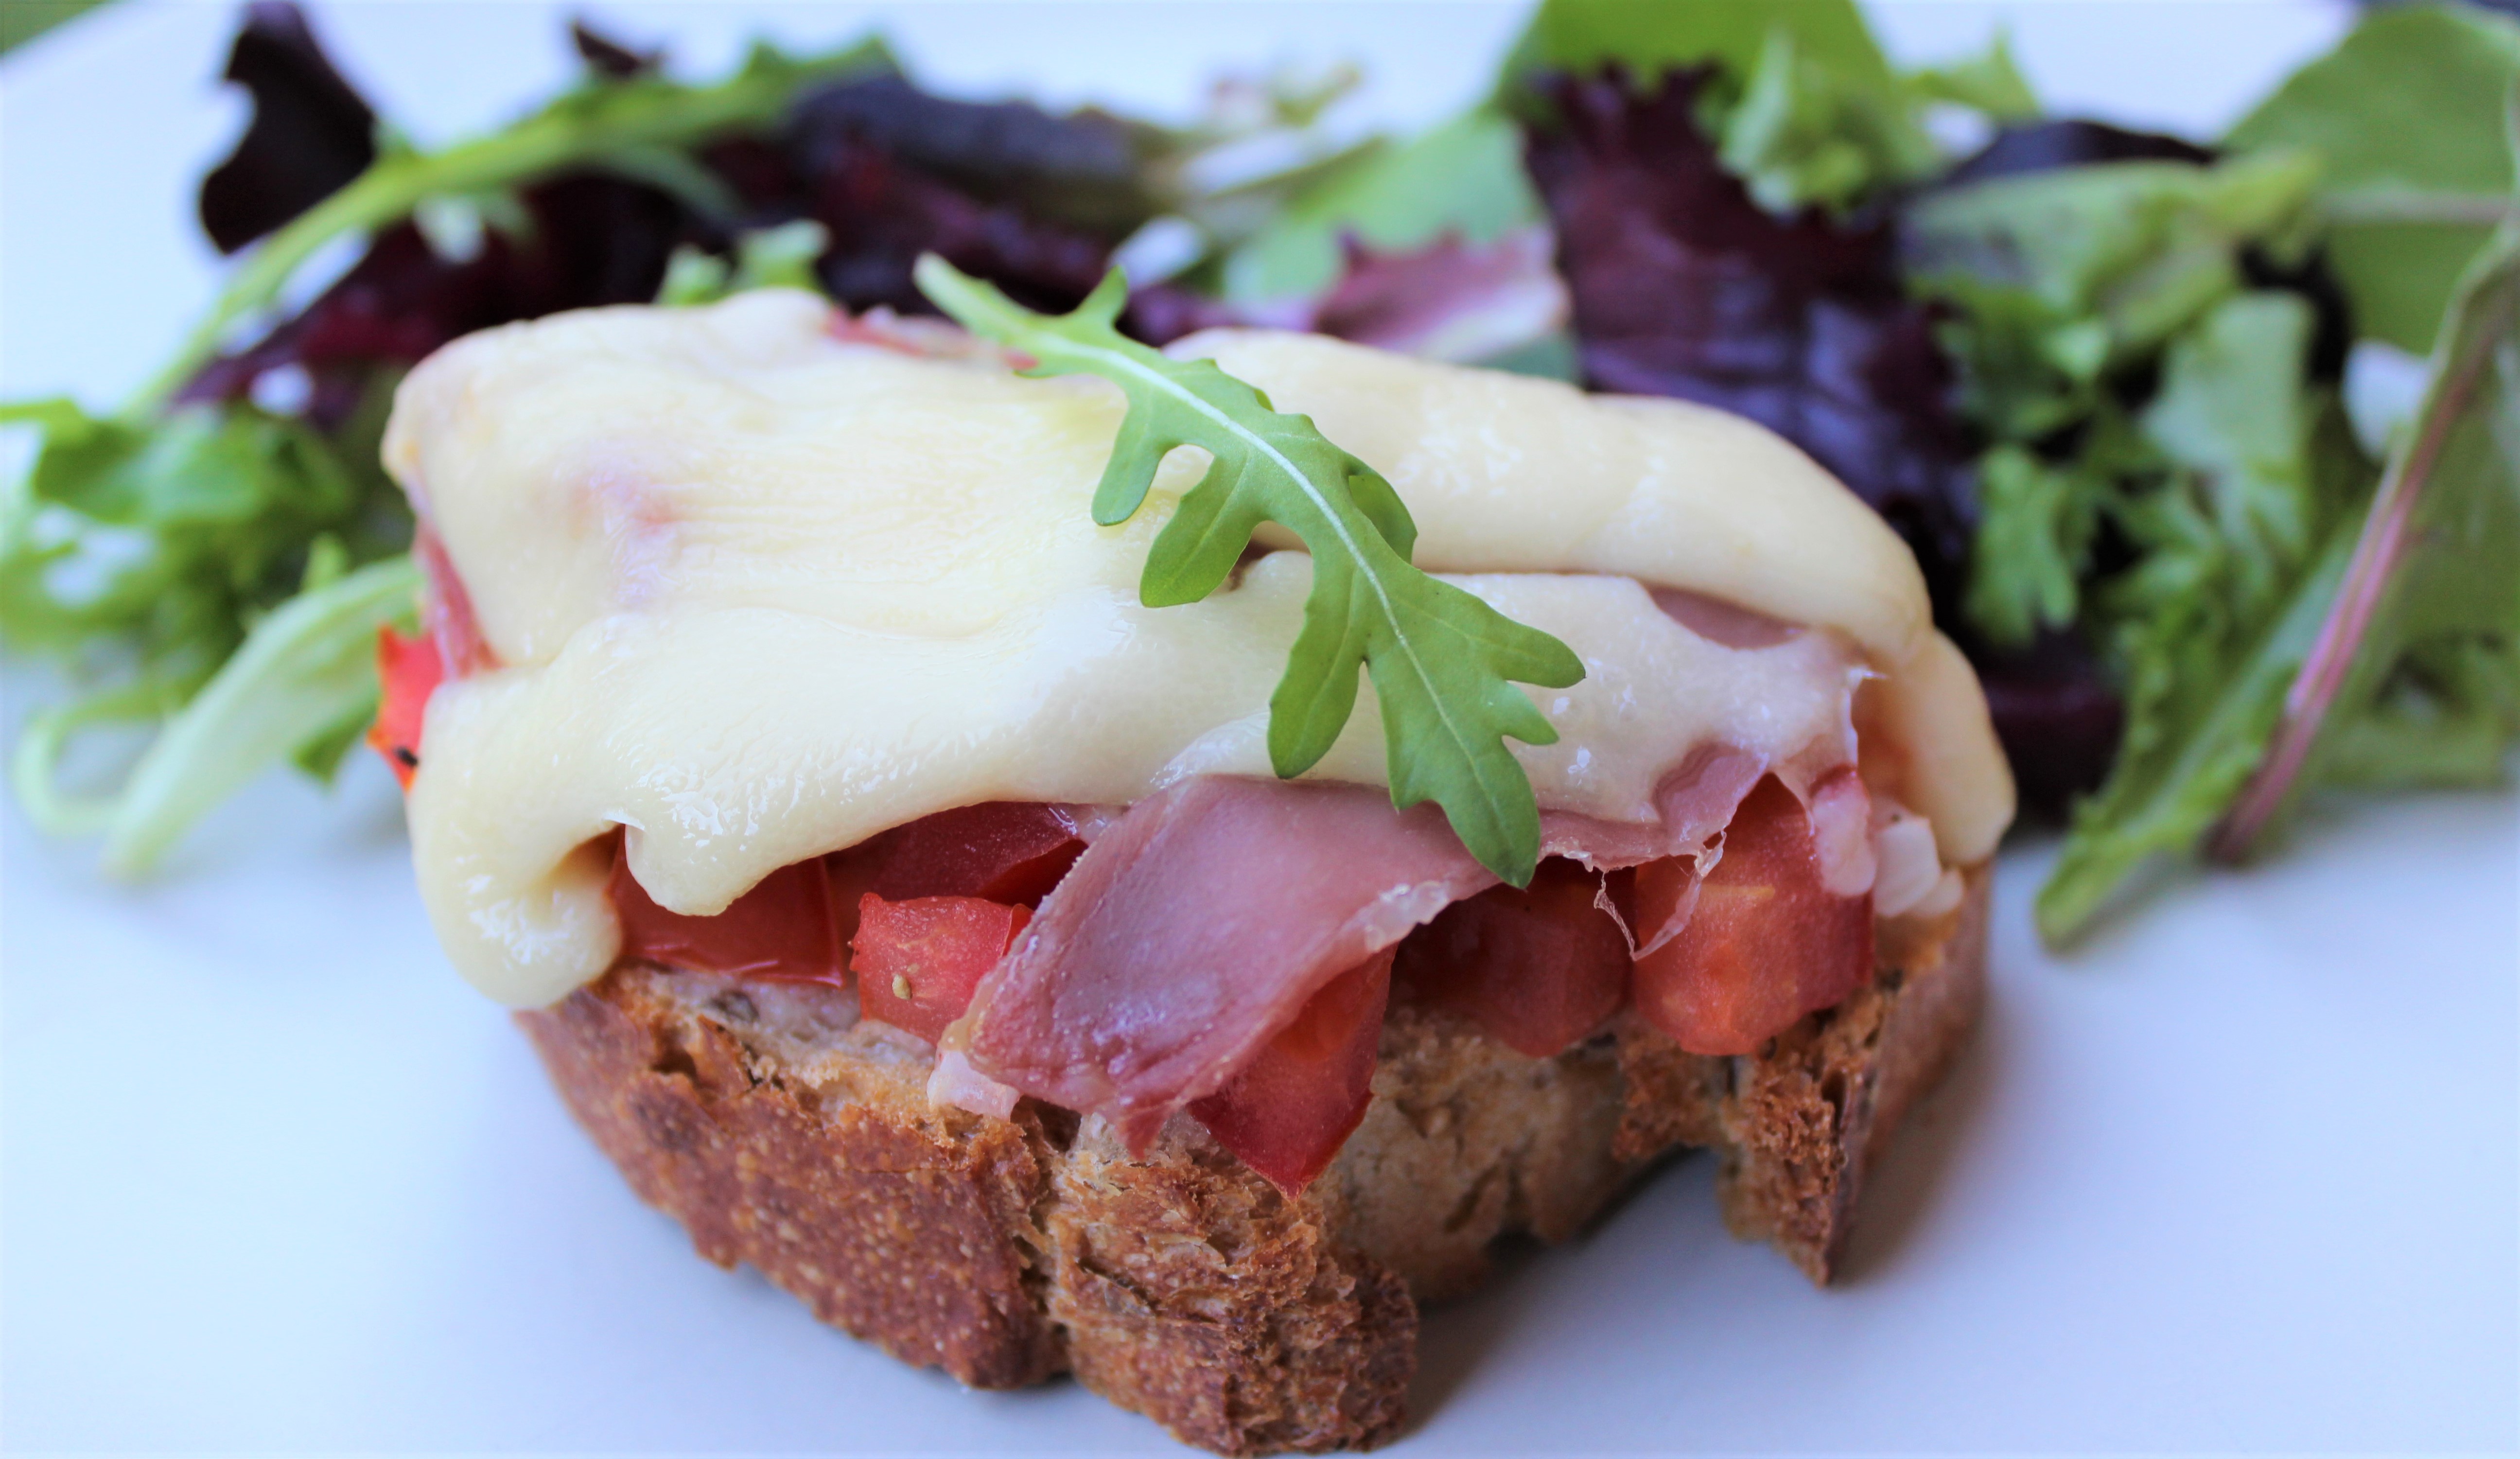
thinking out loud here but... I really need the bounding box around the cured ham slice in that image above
[957,776,1497,1147]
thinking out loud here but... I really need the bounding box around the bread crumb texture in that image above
[516,867,1989,1454]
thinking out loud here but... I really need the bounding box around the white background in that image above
[3,2,2515,1452]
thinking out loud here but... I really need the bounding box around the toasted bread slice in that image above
[516,864,1989,1454]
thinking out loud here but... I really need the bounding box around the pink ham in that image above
[415,526,496,675]
[949,755,1836,1148]
[955,775,1495,1148]
[939,598,1881,1149]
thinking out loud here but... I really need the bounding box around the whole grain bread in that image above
[516,863,1990,1454]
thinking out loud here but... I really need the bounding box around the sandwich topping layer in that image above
[383,291,2012,1008]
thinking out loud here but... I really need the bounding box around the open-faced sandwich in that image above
[367,264,2013,1453]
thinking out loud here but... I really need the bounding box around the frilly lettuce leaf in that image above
[2033,292,2363,941]
[1908,149,2322,382]
[1913,149,2327,655]
[1902,30,2040,124]
[1500,0,1938,214]
[70,554,420,877]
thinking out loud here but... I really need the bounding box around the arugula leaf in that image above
[2225,3,2520,355]
[1715,21,1940,213]
[915,255,1584,884]
[2210,214,2520,857]
[144,35,894,404]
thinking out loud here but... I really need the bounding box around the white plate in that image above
[3,2,2514,1451]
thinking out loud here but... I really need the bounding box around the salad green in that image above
[1,0,2513,947]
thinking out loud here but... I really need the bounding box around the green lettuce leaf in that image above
[37,554,421,877]
[2225,2,2520,355]
[0,391,404,680]
[2034,291,2366,942]
[1497,0,1937,212]
[2210,214,2520,856]
[1915,151,2327,658]
[657,220,835,306]
[1908,149,2322,380]
[1902,30,2040,123]
[916,256,1584,885]
[1963,439,2112,645]
[1222,108,1540,305]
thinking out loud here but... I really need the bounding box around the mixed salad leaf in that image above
[2,0,2514,945]
[1484,0,2518,940]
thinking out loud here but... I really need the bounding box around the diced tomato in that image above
[1632,776,1872,1055]
[830,801,1084,925]
[1393,858,1629,1057]
[827,802,1083,963]
[1189,948,1395,1196]
[851,893,1032,1044]
[608,839,844,984]
[366,624,445,790]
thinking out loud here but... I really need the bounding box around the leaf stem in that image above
[2321,189,2519,228]
[2206,235,2520,860]
[133,39,888,413]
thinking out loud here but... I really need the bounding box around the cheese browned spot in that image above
[383,292,2013,1007]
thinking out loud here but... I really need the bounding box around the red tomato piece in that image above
[852,893,1032,1044]
[1632,776,1872,1055]
[608,840,844,985]
[1393,858,1630,1057]
[830,802,1085,916]
[828,803,1083,964]
[365,624,445,790]
[1189,948,1395,1196]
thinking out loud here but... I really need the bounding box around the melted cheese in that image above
[385,291,2013,1007]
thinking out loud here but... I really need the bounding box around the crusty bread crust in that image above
[516,863,1990,1453]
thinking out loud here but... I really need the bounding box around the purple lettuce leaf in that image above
[181,63,1172,414]
[1524,69,2135,812]
[197,2,377,255]
[569,19,659,79]
[1525,69,1976,581]
[1942,119,2211,188]
[181,173,701,426]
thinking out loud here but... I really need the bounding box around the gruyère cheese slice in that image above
[384,290,2012,1006]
